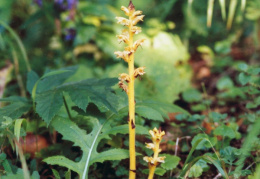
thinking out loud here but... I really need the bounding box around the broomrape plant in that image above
[114,1,146,178]
[143,128,166,179]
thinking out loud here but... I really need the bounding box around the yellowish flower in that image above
[118,81,128,93]
[133,10,142,17]
[131,26,142,34]
[149,127,165,143]
[116,17,130,26]
[134,67,145,78]
[116,29,129,44]
[145,143,155,149]
[114,51,130,62]
[143,156,166,165]
[121,6,129,16]
[119,73,130,83]
[133,39,145,51]
[143,156,155,164]
[157,156,166,163]
[132,15,145,26]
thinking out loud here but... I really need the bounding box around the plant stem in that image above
[148,165,156,179]
[11,49,26,97]
[63,94,72,120]
[128,16,136,179]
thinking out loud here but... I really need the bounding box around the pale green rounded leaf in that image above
[161,154,180,170]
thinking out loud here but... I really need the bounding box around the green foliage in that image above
[188,163,203,178]
[191,134,217,150]
[182,88,202,103]
[0,97,31,122]
[234,117,260,178]
[35,77,118,125]
[161,154,180,170]
[2,168,40,179]
[214,125,236,139]
[44,116,148,178]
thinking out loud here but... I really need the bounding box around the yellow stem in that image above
[148,164,156,179]
[128,16,136,179]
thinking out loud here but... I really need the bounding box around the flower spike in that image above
[144,127,166,178]
[114,1,145,178]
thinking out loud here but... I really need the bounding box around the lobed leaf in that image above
[35,78,118,125]
[45,116,137,179]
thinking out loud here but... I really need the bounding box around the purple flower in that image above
[33,0,42,7]
[67,0,78,10]
[65,28,76,41]
[54,0,77,11]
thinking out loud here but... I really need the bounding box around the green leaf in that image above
[182,88,202,103]
[0,100,31,120]
[216,76,234,90]
[237,63,248,72]
[214,125,236,139]
[51,169,60,179]
[154,168,167,176]
[35,78,118,125]
[0,96,28,103]
[136,100,190,119]
[191,134,217,150]
[220,146,239,164]
[74,25,96,45]
[2,168,40,179]
[26,71,39,94]
[91,149,129,164]
[209,112,227,122]
[44,156,81,174]
[239,72,251,85]
[188,164,203,177]
[35,91,64,125]
[44,116,133,179]
[161,154,180,170]
[135,106,164,121]
[65,169,71,179]
[103,124,149,136]
[36,66,78,93]
[41,70,72,79]
[248,67,260,75]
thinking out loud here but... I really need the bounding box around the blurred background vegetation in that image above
[0,0,258,104]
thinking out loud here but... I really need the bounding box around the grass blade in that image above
[0,20,31,71]
[241,0,246,12]
[14,119,25,157]
[218,0,226,20]
[207,0,215,27]
[227,0,238,29]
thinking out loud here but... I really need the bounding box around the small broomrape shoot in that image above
[144,128,166,179]
[114,1,145,178]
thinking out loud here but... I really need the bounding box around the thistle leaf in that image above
[44,116,137,179]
